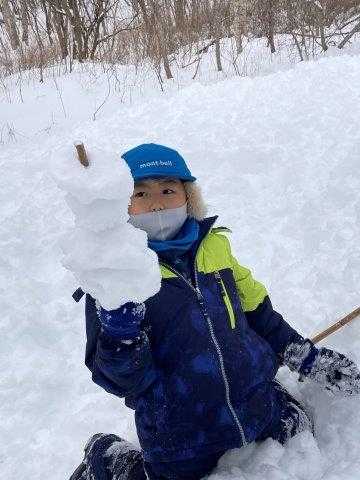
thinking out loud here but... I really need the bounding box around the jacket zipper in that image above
[214,271,236,329]
[159,261,247,446]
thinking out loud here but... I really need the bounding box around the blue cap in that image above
[121,143,196,182]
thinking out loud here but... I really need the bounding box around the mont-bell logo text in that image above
[139,160,173,169]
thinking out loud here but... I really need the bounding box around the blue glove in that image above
[284,339,360,396]
[98,302,146,340]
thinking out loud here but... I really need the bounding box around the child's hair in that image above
[184,181,207,221]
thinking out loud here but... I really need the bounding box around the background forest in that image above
[1,0,360,81]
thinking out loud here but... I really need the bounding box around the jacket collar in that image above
[196,215,219,247]
[157,215,218,265]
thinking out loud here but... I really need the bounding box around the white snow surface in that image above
[0,52,360,480]
[50,145,160,309]
[1,35,360,148]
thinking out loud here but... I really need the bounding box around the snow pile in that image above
[51,145,160,309]
[212,431,325,480]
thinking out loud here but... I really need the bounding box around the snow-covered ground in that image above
[2,34,360,147]
[1,41,360,479]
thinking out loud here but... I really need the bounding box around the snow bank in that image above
[51,145,160,309]
[210,431,325,480]
[2,34,359,148]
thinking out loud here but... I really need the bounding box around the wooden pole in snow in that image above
[75,141,89,167]
[311,306,360,344]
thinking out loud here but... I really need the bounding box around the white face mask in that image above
[128,203,188,241]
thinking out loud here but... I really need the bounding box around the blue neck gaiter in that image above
[148,217,200,256]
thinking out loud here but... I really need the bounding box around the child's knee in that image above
[259,383,314,445]
[279,398,314,443]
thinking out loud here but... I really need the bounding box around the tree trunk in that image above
[61,0,85,61]
[267,19,276,53]
[215,37,222,71]
[235,33,243,54]
[292,32,303,61]
[174,0,186,31]
[319,24,328,51]
[53,9,69,59]
[19,0,29,46]
[163,53,173,79]
[1,0,20,50]
[232,0,245,54]
[338,19,360,49]
[41,0,54,46]
[148,0,173,79]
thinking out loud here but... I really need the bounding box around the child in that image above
[70,143,360,480]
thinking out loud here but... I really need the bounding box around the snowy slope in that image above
[1,53,360,479]
[2,35,360,147]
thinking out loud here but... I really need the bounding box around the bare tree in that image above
[1,0,20,49]
[1,0,360,80]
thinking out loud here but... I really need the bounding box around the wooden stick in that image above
[311,306,360,344]
[75,142,89,167]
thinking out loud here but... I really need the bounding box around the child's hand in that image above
[98,302,146,340]
[284,339,360,396]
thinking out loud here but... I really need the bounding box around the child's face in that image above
[128,178,187,215]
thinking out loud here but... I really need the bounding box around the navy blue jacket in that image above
[84,217,302,462]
